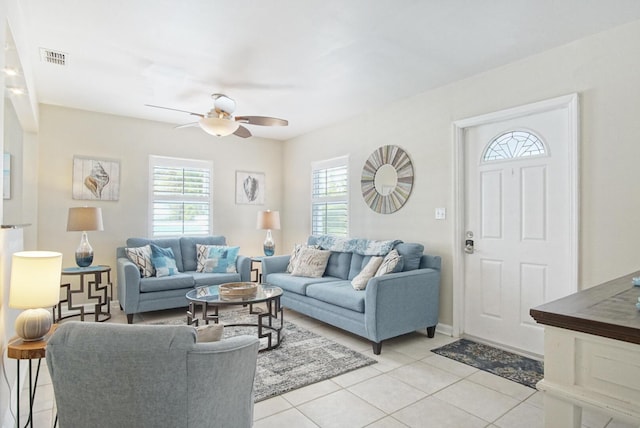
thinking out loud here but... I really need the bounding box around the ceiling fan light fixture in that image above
[198,116,240,137]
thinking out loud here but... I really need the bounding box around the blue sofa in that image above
[261,236,441,354]
[116,236,251,323]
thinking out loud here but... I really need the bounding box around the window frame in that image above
[148,155,213,238]
[482,129,548,163]
[310,155,349,237]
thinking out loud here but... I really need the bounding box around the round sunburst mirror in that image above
[361,145,414,214]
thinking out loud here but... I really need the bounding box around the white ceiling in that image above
[11,1,640,140]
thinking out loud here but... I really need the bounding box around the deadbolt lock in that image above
[464,231,474,254]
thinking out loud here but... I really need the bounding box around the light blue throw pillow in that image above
[394,243,424,271]
[197,245,240,273]
[150,244,179,277]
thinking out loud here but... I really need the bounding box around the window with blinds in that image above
[149,156,213,237]
[311,156,349,237]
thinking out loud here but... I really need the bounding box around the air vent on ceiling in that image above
[40,48,67,66]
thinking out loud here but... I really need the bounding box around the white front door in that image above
[460,96,578,356]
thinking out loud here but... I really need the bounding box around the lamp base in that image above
[263,244,275,256]
[76,231,94,267]
[263,229,275,256]
[14,308,53,341]
[75,252,94,267]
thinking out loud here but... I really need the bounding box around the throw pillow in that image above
[196,324,224,342]
[196,245,239,273]
[125,245,155,278]
[286,243,320,273]
[375,249,403,277]
[394,243,424,271]
[150,244,179,277]
[290,248,331,278]
[351,256,383,290]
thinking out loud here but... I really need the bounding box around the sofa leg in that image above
[372,342,382,355]
[426,325,436,338]
[127,314,134,324]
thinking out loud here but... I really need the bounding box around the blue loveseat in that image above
[116,236,251,323]
[261,236,441,354]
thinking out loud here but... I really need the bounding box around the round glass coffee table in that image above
[186,283,284,351]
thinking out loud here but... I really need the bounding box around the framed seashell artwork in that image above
[72,156,120,201]
[235,170,265,205]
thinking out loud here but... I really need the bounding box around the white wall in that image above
[3,100,38,250]
[283,19,640,326]
[3,100,22,221]
[36,105,284,296]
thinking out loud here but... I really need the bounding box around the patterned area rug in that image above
[151,309,377,401]
[431,339,543,389]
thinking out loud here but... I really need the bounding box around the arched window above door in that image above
[483,130,546,162]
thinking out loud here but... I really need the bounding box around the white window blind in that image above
[311,156,349,237]
[149,156,213,237]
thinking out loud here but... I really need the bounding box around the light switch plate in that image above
[435,207,446,220]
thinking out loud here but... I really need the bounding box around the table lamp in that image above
[66,207,103,267]
[9,251,63,341]
[257,210,280,256]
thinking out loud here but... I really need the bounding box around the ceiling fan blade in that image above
[235,116,288,126]
[145,104,204,118]
[233,125,252,138]
[174,122,199,129]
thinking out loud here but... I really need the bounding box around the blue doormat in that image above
[431,338,543,389]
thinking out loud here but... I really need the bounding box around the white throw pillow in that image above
[351,256,384,290]
[290,248,331,278]
[375,249,403,277]
[196,324,224,342]
[286,243,320,273]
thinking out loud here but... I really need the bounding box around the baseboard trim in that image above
[436,323,453,337]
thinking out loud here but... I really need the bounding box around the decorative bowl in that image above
[219,282,258,299]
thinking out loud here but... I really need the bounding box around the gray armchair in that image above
[46,322,259,428]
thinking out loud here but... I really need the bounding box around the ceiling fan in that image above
[146,93,288,138]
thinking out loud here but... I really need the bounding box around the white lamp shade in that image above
[9,251,63,309]
[257,210,281,230]
[67,207,104,231]
[199,116,240,136]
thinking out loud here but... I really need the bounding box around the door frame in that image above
[451,93,580,340]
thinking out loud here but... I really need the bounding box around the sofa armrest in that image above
[364,268,441,342]
[236,255,251,282]
[117,257,143,315]
[419,254,442,270]
[261,255,290,279]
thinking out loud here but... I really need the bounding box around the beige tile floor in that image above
[16,303,637,428]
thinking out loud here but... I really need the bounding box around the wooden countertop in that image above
[530,271,640,345]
